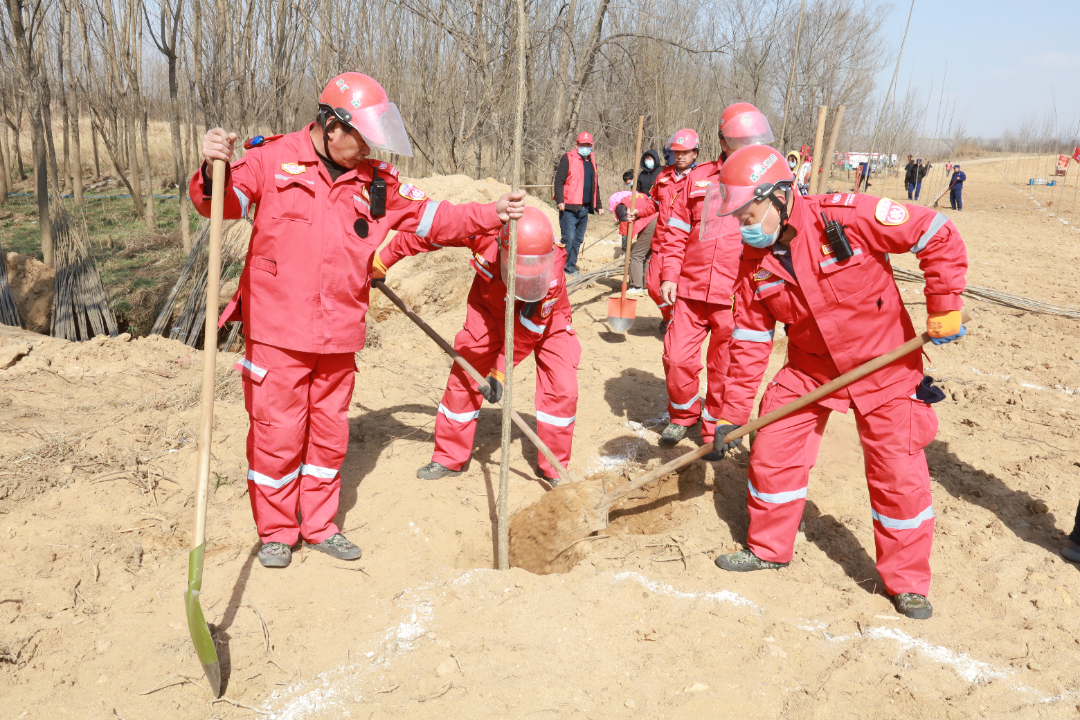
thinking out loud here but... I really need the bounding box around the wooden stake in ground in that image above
[606,115,644,333]
[184,158,224,698]
[818,105,845,194]
[809,106,827,194]
[498,0,528,571]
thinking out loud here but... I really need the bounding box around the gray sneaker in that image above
[305,533,363,561]
[714,549,789,572]
[417,461,463,480]
[660,423,689,444]
[892,593,933,620]
[258,542,292,568]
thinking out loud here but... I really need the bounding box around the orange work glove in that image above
[926,310,962,338]
[371,253,389,280]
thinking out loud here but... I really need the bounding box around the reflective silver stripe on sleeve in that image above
[872,505,934,530]
[300,464,339,479]
[536,410,576,427]
[732,326,774,343]
[748,480,807,504]
[670,395,700,410]
[234,188,251,218]
[702,407,720,423]
[667,217,692,233]
[819,248,863,268]
[910,212,949,254]
[438,404,480,423]
[520,313,546,334]
[237,358,268,379]
[416,200,442,238]
[754,280,785,294]
[248,465,300,489]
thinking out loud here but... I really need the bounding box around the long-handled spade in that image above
[606,115,645,334]
[372,279,580,487]
[509,311,970,573]
[185,158,226,698]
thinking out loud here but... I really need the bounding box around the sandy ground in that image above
[2,161,1080,719]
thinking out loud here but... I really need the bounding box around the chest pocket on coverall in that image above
[272,173,315,223]
[817,242,869,305]
[755,278,795,325]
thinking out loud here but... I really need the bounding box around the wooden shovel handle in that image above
[604,310,970,505]
[372,279,579,485]
[620,116,645,299]
[191,159,226,550]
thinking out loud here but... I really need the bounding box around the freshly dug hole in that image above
[509,479,608,575]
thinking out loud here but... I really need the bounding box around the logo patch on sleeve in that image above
[823,193,857,207]
[399,183,426,201]
[875,197,909,226]
[540,298,557,318]
[281,163,305,175]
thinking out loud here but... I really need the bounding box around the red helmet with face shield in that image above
[498,207,556,302]
[318,72,413,156]
[713,145,795,218]
[717,102,774,150]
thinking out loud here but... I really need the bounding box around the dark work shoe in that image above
[1063,540,1080,563]
[714,549,789,572]
[417,461,463,480]
[658,320,670,335]
[535,468,560,488]
[660,422,689,444]
[892,593,933,620]
[257,542,292,568]
[305,533,363,561]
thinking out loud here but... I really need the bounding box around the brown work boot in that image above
[714,549,788,572]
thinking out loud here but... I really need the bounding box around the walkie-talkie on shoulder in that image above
[370,168,387,218]
[820,212,854,262]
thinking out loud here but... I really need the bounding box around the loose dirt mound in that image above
[6,252,54,333]
[509,478,607,574]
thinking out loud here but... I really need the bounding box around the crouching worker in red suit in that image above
[708,145,968,619]
[190,72,525,568]
[373,207,580,485]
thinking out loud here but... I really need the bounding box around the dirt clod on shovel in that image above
[509,479,608,574]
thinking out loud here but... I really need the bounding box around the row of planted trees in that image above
[3,0,934,267]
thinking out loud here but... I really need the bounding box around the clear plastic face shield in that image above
[699,181,791,242]
[500,248,556,302]
[718,111,774,151]
[349,101,414,157]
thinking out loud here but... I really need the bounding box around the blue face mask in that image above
[644,158,655,169]
[578,146,592,157]
[740,206,780,248]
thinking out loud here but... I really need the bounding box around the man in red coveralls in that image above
[373,207,579,484]
[192,72,525,568]
[620,129,699,333]
[654,104,774,448]
[708,145,968,619]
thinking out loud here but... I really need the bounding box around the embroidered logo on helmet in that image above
[351,98,361,108]
[336,78,349,91]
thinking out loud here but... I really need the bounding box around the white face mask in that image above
[644,158,655,170]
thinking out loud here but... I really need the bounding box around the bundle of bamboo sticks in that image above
[891,266,1080,319]
[0,241,21,328]
[150,218,250,349]
[49,203,118,341]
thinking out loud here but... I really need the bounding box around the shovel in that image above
[510,311,970,572]
[185,158,225,697]
[606,116,645,333]
[372,279,580,487]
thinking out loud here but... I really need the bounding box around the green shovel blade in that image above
[184,543,222,696]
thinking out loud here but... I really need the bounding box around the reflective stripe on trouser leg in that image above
[296,352,356,544]
[432,327,501,471]
[244,340,314,545]
[533,329,581,479]
[700,303,734,443]
[645,245,672,322]
[857,395,937,597]
[662,297,707,424]
[745,383,831,564]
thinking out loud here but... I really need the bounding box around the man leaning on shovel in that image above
[190,72,525,569]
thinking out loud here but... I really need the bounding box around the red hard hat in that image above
[714,145,794,217]
[318,72,413,156]
[718,102,774,149]
[576,131,594,145]
[499,206,555,256]
[668,129,700,151]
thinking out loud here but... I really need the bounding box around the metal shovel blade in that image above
[185,543,222,697]
[606,296,637,333]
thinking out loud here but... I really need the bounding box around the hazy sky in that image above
[875,0,1080,138]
